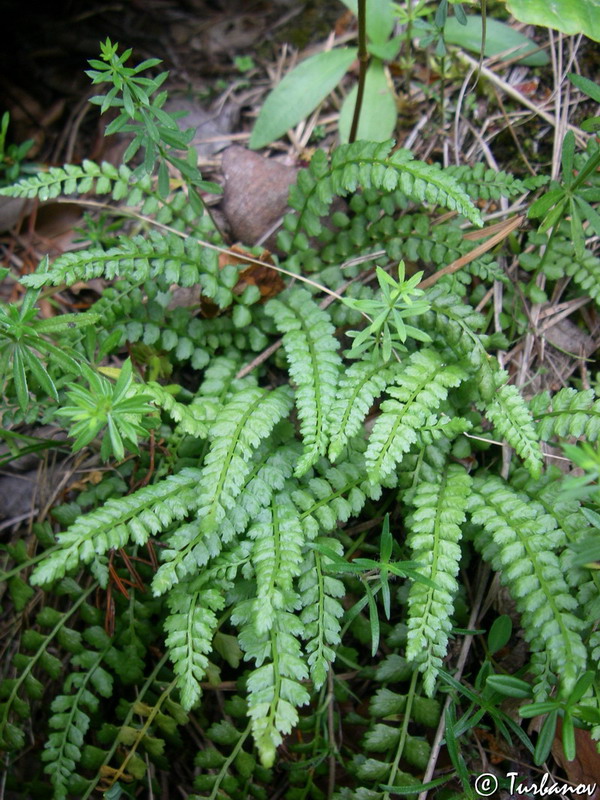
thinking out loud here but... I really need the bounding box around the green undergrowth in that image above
[1,35,600,800]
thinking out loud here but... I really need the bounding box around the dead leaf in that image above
[221,146,298,248]
[553,720,600,796]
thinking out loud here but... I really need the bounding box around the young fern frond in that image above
[266,289,341,476]
[299,538,345,688]
[327,359,398,461]
[405,464,472,696]
[278,141,482,253]
[30,469,201,587]
[365,350,466,484]
[484,382,543,478]
[468,476,587,698]
[530,387,600,442]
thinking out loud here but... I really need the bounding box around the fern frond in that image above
[484,382,543,478]
[444,163,544,200]
[151,388,292,595]
[234,601,310,768]
[20,230,224,293]
[511,468,600,623]
[468,476,587,697]
[43,637,113,799]
[196,386,293,535]
[299,538,345,688]
[530,387,600,442]
[423,285,499,401]
[220,434,300,541]
[405,464,472,696]
[328,359,398,461]
[266,289,341,476]
[30,469,201,587]
[165,580,226,711]
[294,447,382,539]
[142,381,214,438]
[278,141,482,253]
[0,584,95,751]
[250,496,305,634]
[365,350,466,483]
[0,160,135,201]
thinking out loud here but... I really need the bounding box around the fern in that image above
[468,476,587,698]
[484,381,543,478]
[266,289,341,476]
[328,359,398,461]
[165,580,226,711]
[530,387,600,442]
[299,538,345,688]
[30,469,202,587]
[152,387,293,595]
[278,141,483,254]
[405,464,472,696]
[423,286,500,401]
[365,349,466,483]
[444,163,546,200]
[43,633,113,800]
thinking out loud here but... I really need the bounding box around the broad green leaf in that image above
[339,0,395,44]
[339,59,397,144]
[249,48,357,150]
[444,15,550,66]
[506,0,600,42]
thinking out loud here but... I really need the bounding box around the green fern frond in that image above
[165,580,226,711]
[266,289,341,476]
[151,388,292,595]
[444,163,544,201]
[484,382,543,478]
[196,386,293,535]
[30,469,201,587]
[328,359,398,461]
[299,538,345,688]
[43,635,113,800]
[19,230,223,293]
[468,476,587,698]
[0,584,95,751]
[365,350,466,483]
[0,160,134,202]
[405,464,472,696]
[278,141,482,253]
[250,496,305,634]
[530,387,600,442]
[423,286,499,401]
[234,601,310,768]
[142,380,215,438]
[294,448,381,539]
[511,468,600,622]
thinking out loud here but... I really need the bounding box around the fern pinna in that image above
[2,67,600,796]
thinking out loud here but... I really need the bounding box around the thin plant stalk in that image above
[349,0,369,143]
